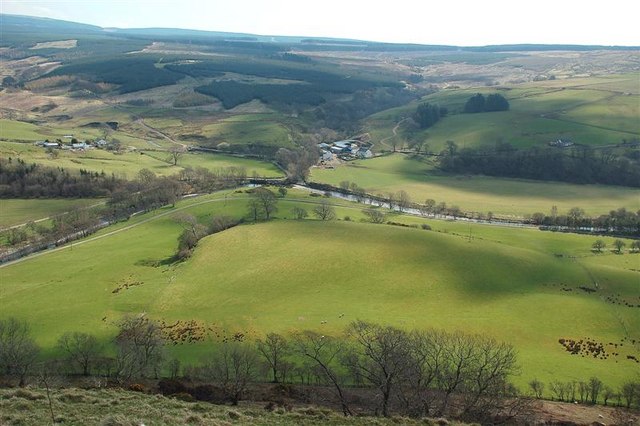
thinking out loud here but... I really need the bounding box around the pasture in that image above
[200,114,293,148]
[1,189,637,391]
[0,198,102,229]
[365,74,640,152]
[309,154,640,217]
[0,141,283,179]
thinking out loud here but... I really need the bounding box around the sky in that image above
[2,0,639,46]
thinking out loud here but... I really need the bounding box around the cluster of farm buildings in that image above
[318,139,373,162]
[34,135,114,151]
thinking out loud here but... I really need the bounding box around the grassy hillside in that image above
[366,74,640,152]
[309,154,640,217]
[1,190,637,389]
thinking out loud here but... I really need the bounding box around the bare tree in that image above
[362,208,386,224]
[256,333,289,383]
[396,190,411,212]
[114,315,165,380]
[0,318,40,386]
[613,239,626,254]
[344,320,412,417]
[200,343,258,405]
[291,206,308,220]
[592,239,606,253]
[247,198,262,222]
[459,335,518,419]
[550,380,566,401]
[57,332,102,376]
[589,377,603,404]
[602,385,615,406]
[621,381,638,408]
[252,187,278,220]
[435,331,476,415]
[293,331,352,416]
[405,329,448,416]
[313,200,336,221]
[168,146,185,166]
[529,378,545,398]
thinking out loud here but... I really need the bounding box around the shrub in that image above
[172,392,196,403]
[158,379,187,396]
[421,224,432,230]
[128,383,145,393]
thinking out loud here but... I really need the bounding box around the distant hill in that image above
[1,13,638,51]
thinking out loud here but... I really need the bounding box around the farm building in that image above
[321,150,333,161]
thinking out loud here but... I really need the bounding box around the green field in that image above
[0,119,46,141]
[1,190,638,391]
[310,154,640,217]
[201,114,293,148]
[0,141,283,179]
[0,198,102,228]
[366,74,640,152]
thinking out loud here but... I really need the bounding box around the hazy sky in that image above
[2,0,639,46]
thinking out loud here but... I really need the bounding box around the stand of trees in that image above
[0,158,123,198]
[463,93,509,113]
[439,142,640,187]
[413,102,447,129]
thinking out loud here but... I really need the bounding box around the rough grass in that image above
[201,114,293,147]
[1,190,637,389]
[309,154,640,217]
[0,387,456,425]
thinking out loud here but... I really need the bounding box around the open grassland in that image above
[0,141,282,179]
[309,154,640,217]
[0,198,102,228]
[365,74,640,152]
[0,119,45,141]
[0,387,448,426]
[1,190,638,390]
[200,114,293,148]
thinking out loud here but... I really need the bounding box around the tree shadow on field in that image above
[135,255,181,267]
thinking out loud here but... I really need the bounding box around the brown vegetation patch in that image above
[160,319,207,344]
[112,276,144,294]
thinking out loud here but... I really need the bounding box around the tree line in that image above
[439,142,640,187]
[530,206,640,236]
[0,158,123,198]
[3,316,638,422]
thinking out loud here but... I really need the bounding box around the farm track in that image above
[135,118,188,149]
[378,117,409,150]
